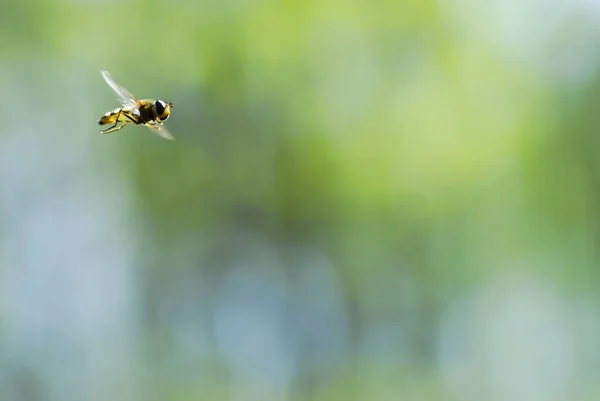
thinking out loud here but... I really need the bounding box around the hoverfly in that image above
[98,69,174,140]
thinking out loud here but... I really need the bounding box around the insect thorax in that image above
[138,100,157,123]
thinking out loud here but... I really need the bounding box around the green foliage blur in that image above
[2,0,600,400]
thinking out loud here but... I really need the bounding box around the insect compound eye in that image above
[154,100,166,116]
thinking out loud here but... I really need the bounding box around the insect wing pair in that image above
[98,70,174,140]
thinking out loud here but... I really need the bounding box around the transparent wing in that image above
[101,70,139,110]
[145,123,175,140]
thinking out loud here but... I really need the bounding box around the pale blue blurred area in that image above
[2,0,600,400]
[0,63,138,400]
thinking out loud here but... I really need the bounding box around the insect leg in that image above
[144,123,161,130]
[145,118,161,126]
[101,122,130,134]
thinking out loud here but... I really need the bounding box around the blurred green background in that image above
[2,0,600,400]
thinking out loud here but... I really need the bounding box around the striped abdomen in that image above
[98,107,140,125]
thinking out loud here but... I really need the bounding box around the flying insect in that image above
[98,69,174,140]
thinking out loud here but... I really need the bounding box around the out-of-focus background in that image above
[2,0,600,400]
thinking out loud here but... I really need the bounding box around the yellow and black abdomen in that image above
[98,107,140,125]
